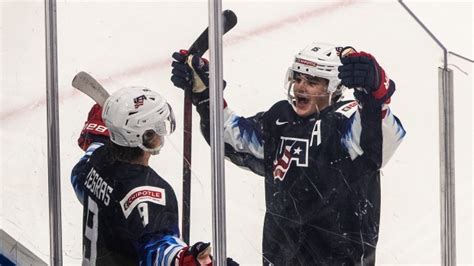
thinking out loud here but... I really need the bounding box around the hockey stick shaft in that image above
[181,10,237,244]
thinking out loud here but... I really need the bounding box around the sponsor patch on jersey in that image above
[120,186,166,218]
[335,101,358,118]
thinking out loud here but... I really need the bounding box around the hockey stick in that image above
[71,71,110,106]
[181,9,237,244]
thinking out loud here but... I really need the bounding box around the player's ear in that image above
[142,130,164,150]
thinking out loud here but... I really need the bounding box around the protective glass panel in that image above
[1,1,471,265]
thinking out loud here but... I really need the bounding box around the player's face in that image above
[292,73,330,117]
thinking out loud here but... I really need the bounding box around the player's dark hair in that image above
[104,130,157,162]
[105,141,144,162]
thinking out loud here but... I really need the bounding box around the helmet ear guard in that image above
[139,130,165,155]
[102,86,176,154]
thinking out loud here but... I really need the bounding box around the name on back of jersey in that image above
[84,168,114,206]
[120,186,166,218]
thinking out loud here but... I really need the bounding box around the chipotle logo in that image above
[120,186,166,218]
[124,190,162,209]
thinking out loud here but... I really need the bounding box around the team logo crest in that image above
[134,95,147,109]
[273,137,309,181]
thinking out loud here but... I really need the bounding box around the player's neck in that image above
[129,153,151,166]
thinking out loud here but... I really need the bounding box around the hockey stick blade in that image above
[72,71,110,107]
[188,9,238,57]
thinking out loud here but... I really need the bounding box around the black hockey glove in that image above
[171,50,210,93]
[171,50,226,93]
[171,50,194,90]
[338,47,395,105]
[175,241,212,266]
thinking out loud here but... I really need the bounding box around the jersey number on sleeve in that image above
[84,197,99,266]
[137,202,149,227]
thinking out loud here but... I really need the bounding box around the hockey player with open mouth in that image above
[171,43,405,265]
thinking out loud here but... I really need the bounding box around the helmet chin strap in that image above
[306,91,334,116]
[314,101,320,115]
[328,92,334,106]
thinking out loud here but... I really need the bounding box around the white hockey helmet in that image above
[102,86,176,154]
[286,42,343,94]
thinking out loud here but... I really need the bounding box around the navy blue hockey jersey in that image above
[194,89,405,265]
[71,143,186,266]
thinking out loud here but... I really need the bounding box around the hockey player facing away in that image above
[171,43,406,265]
[71,87,213,266]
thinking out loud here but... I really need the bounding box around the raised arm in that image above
[71,104,110,204]
[171,50,265,176]
[337,48,406,170]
